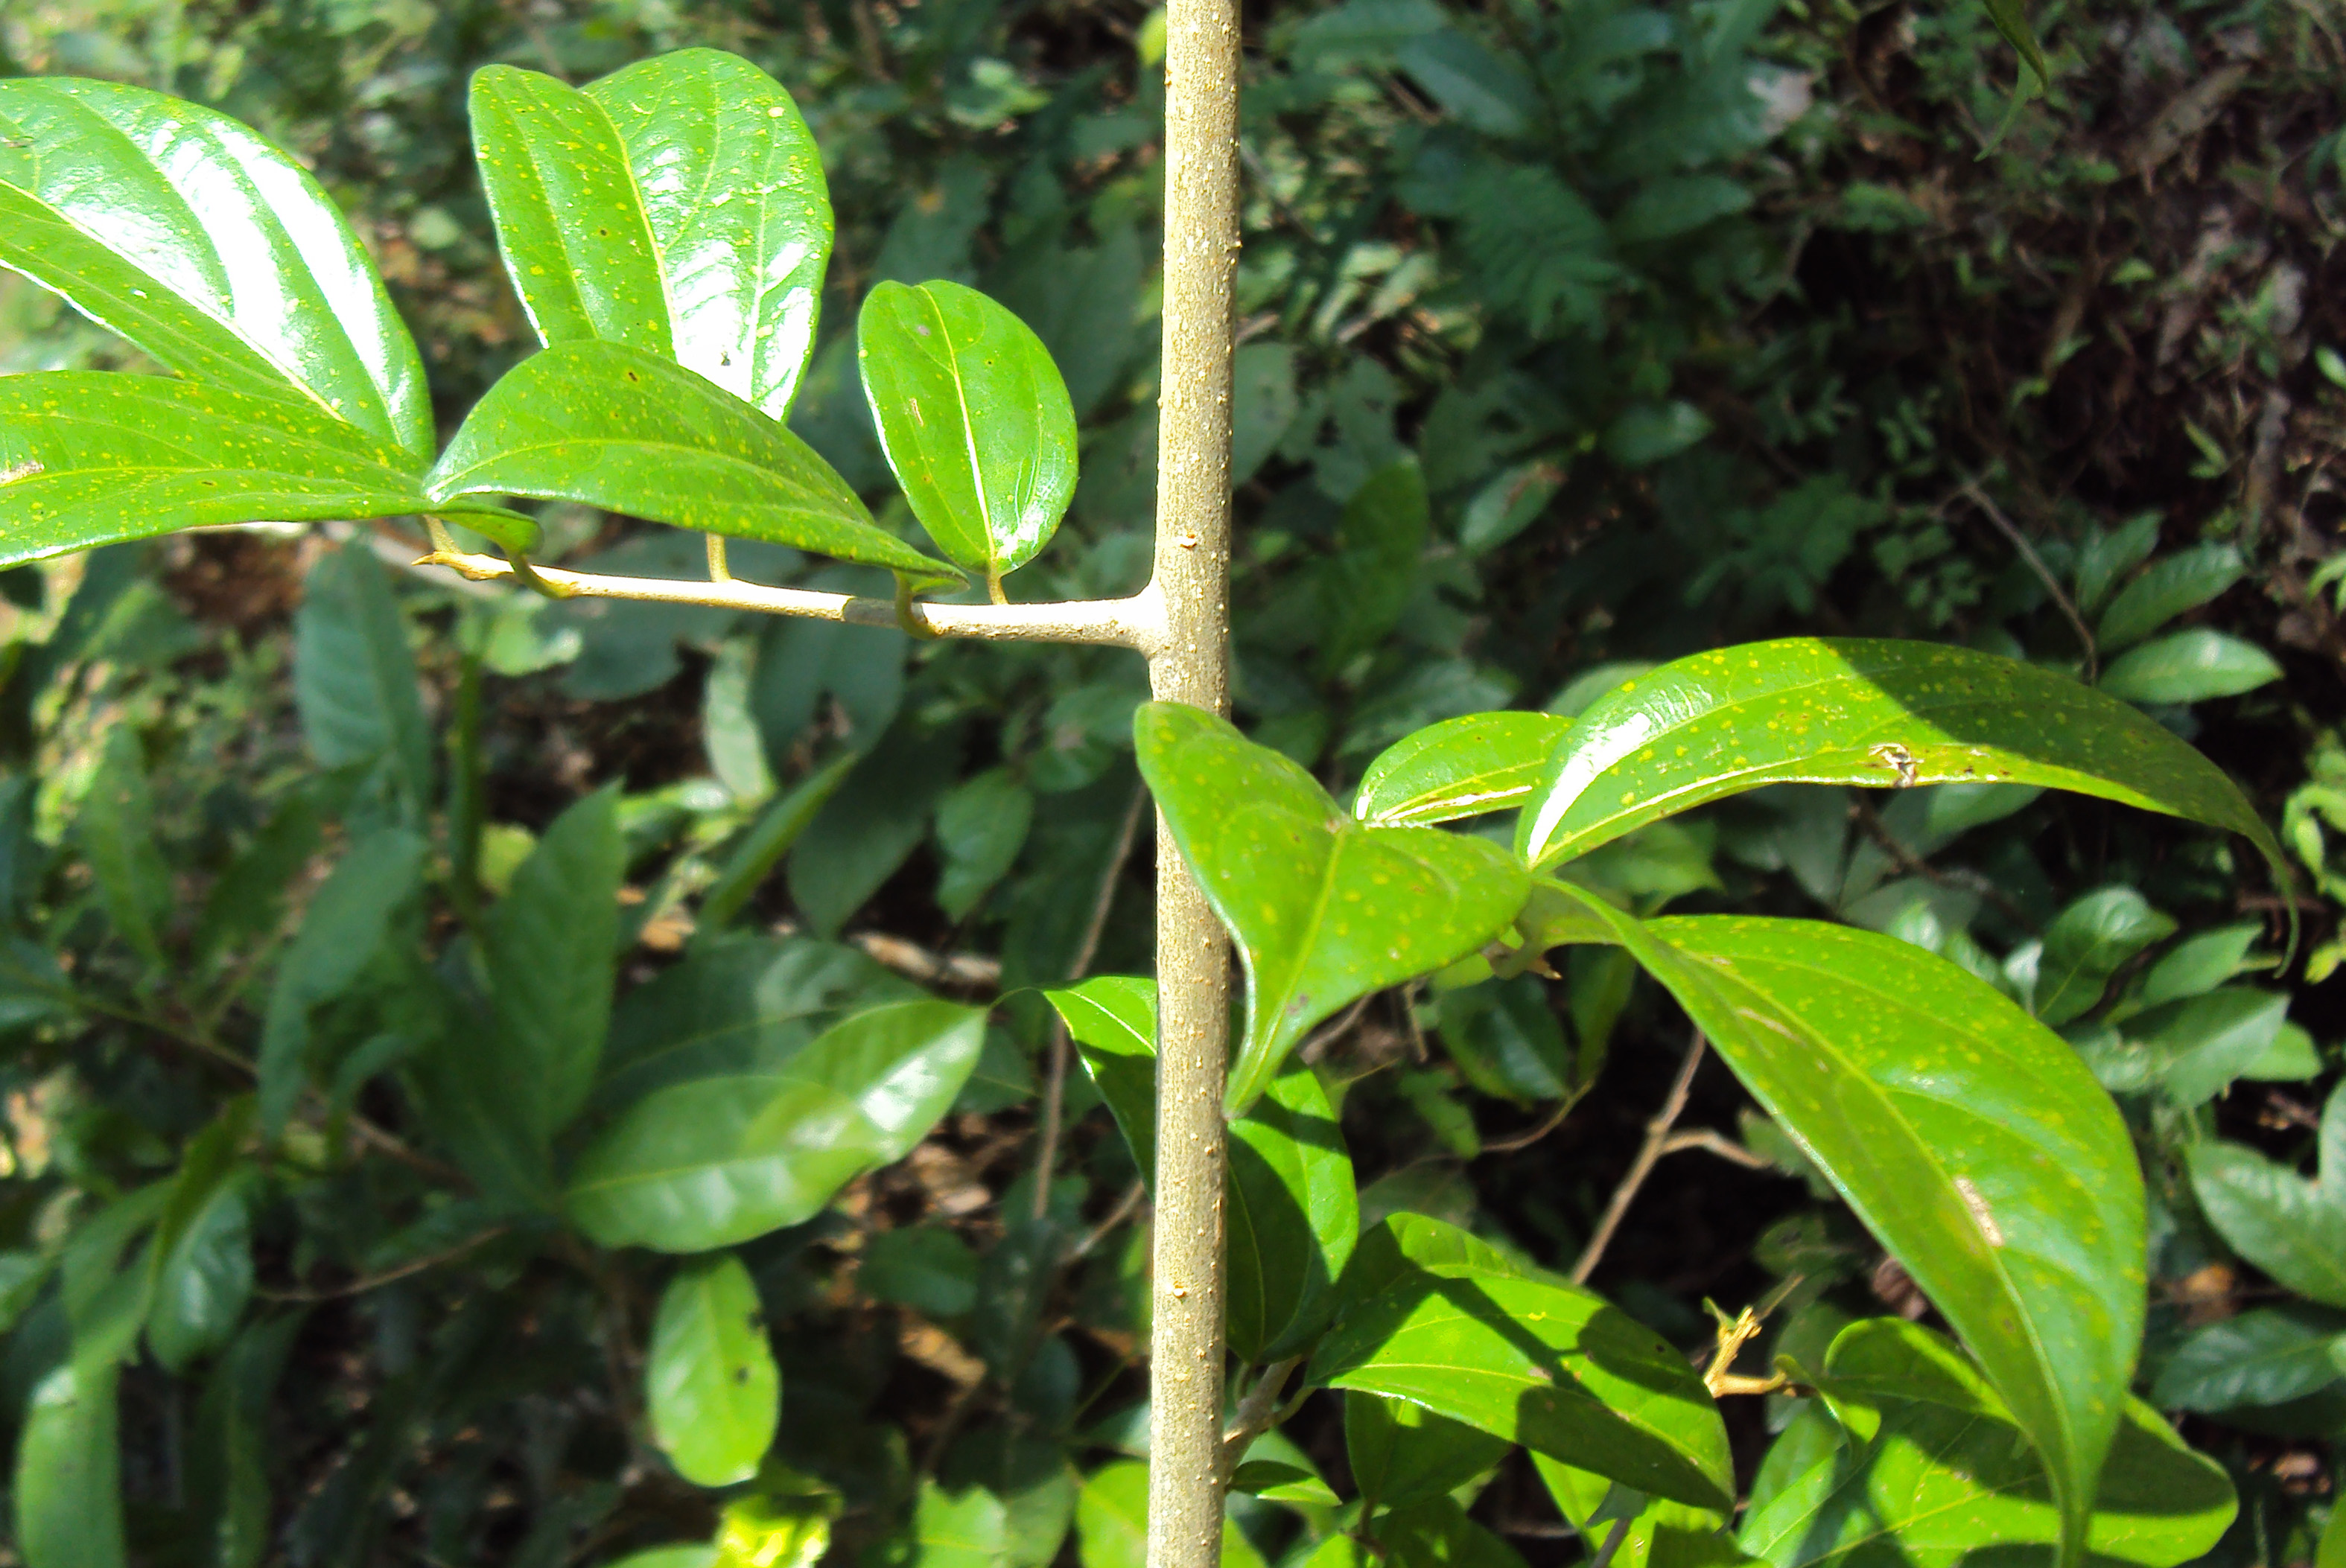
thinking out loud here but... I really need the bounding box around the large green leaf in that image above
[568,1000,987,1252]
[480,788,624,1141]
[1134,702,1529,1112]
[1548,888,2146,1564]
[1346,1392,1511,1511]
[427,342,956,577]
[1514,640,2283,886]
[1309,1213,1733,1511]
[857,280,1077,585]
[2187,1083,2346,1308]
[1353,712,1573,827]
[14,1360,126,1568]
[1739,1320,2233,1568]
[647,1252,781,1486]
[1228,1064,1358,1364]
[0,76,431,457]
[472,53,832,420]
[0,372,472,570]
[1043,976,1157,1185]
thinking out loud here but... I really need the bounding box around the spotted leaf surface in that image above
[1309,1213,1733,1511]
[1353,711,1572,826]
[1515,640,2281,887]
[427,341,954,577]
[474,53,834,420]
[0,373,515,569]
[858,280,1077,584]
[1550,884,2144,1565]
[0,77,433,458]
[1134,702,1530,1112]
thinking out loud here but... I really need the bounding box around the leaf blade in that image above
[1354,712,1572,826]
[647,1252,781,1486]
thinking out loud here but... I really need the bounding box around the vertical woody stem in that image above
[1144,0,1239,1555]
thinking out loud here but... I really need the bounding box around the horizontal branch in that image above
[418,546,1170,655]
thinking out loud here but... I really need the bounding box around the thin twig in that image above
[1218,1356,1303,1480]
[1571,1031,1707,1284]
[1589,1518,1635,1568]
[1656,1128,1772,1170]
[1478,1101,1573,1156]
[1034,786,1148,1220]
[1297,994,1375,1064]
[1956,478,2097,681]
[255,1226,509,1302]
[1069,1178,1148,1262]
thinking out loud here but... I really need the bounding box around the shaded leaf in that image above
[860,1226,979,1318]
[77,726,168,966]
[648,1252,781,1486]
[2032,887,2174,1027]
[294,541,433,817]
[1347,1392,1511,1510]
[2127,987,2289,1106]
[2097,631,2280,707]
[937,768,1034,922]
[2097,544,2245,653]
[1043,975,1157,1185]
[1229,1064,1358,1363]
[2187,1083,2346,1308]
[2150,1306,2346,1412]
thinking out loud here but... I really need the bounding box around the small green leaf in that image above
[1549,887,2146,1562]
[1978,0,2053,92]
[1310,1213,1733,1511]
[2128,987,2289,1106]
[481,787,624,1143]
[1739,1319,2234,1568]
[144,1172,252,1375]
[2032,887,2175,1026]
[1437,977,1574,1104]
[936,768,1034,922]
[1516,640,2284,896]
[857,279,1077,584]
[1134,702,1529,1112]
[2138,924,2261,1007]
[76,726,168,967]
[1354,712,1572,826]
[428,342,956,578]
[647,1252,781,1487]
[568,1000,988,1252]
[1043,975,1157,1185]
[0,76,432,456]
[294,541,435,817]
[14,1360,127,1568]
[699,751,862,933]
[859,1226,980,1318]
[0,373,462,569]
[2151,1306,2346,1412]
[2187,1083,2346,1308]
[918,1482,1011,1568]
[2098,629,2280,706]
[1229,1064,1358,1363]
[2097,544,2245,653]
[1346,1392,1510,1511]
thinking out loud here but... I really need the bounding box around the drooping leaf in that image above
[0,374,470,569]
[1043,975,1157,1185]
[786,724,959,937]
[568,1001,987,1252]
[1134,702,1529,1112]
[2097,544,2245,653]
[2187,1083,2346,1309]
[1435,977,1574,1104]
[1514,641,2284,894]
[857,279,1077,584]
[698,751,862,932]
[647,1252,781,1487]
[2032,887,2175,1026]
[0,75,432,456]
[1346,1392,1512,1511]
[2150,1306,2346,1412]
[1547,885,2146,1561]
[427,342,956,577]
[294,541,434,817]
[1738,1319,2234,1568]
[1309,1213,1734,1511]
[472,54,833,420]
[1228,1064,1358,1364]
[480,787,624,1141]
[14,1360,126,1568]
[1354,712,1573,826]
[2097,630,2280,707]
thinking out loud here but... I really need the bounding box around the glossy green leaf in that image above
[1074,1461,1265,1568]
[2138,924,2261,1007]
[2032,887,2175,1026]
[1229,1064,1358,1363]
[0,76,431,457]
[1134,702,1529,1112]
[481,787,624,1142]
[857,279,1077,584]
[648,1252,781,1487]
[610,1549,718,1568]
[294,541,435,815]
[472,53,832,420]
[1309,1212,1733,1511]
[1354,712,1573,826]
[2187,1083,2346,1308]
[2097,544,2245,653]
[1514,640,2283,891]
[145,1171,253,1374]
[568,1000,988,1252]
[14,1360,126,1568]
[1436,977,1574,1104]
[1738,1320,2234,1568]
[2150,1305,2346,1411]
[1346,1392,1511,1510]
[2097,630,2280,706]
[77,726,168,966]
[428,342,955,577]
[1550,887,2145,1560]
[1043,975,1157,1185]
[257,828,426,1135]
[0,373,462,569]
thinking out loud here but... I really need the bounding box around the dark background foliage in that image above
[0,0,2342,1561]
